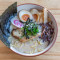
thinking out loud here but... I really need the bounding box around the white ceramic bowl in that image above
[10,3,58,56]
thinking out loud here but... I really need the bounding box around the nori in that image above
[0,2,17,48]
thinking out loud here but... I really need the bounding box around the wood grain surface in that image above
[0,0,60,60]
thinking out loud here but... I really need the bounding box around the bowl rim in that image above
[10,3,58,57]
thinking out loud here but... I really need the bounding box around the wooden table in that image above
[0,0,60,60]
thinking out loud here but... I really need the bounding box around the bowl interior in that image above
[10,4,58,56]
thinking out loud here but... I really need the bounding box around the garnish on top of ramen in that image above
[23,18,39,39]
[11,8,54,43]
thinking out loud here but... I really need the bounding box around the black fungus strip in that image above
[39,22,54,44]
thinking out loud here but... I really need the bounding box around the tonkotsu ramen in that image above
[8,8,54,54]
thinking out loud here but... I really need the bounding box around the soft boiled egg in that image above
[30,9,40,23]
[18,10,33,22]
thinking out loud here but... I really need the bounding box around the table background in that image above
[0,0,60,60]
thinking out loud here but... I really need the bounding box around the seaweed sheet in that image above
[0,2,17,48]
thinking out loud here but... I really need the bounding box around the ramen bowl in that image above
[0,3,58,56]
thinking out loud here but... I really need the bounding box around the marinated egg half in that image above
[30,9,40,23]
[18,10,33,22]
